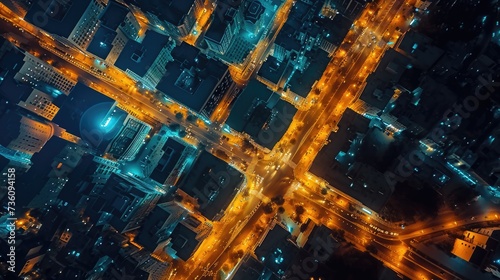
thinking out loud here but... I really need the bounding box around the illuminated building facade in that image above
[0,111,54,156]
[68,0,108,49]
[205,5,242,55]
[17,89,60,121]
[24,0,107,50]
[123,0,204,39]
[104,114,152,162]
[0,145,32,170]
[14,53,77,95]
[86,1,144,65]
[451,230,496,267]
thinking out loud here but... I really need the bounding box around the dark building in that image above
[254,223,299,278]
[24,0,107,49]
[168,223,200,261]
[232,256,267,280]
[177,151,243,220]
[135,203,177,254]
[149,138,187,184]
[204,3,242,55]
[0,236,48,278]
[157,42,236,118]
[84,172,163,233]
[226,80,297,150]
[115,29,176,89]
[86,0,130,63]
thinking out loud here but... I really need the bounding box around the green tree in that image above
[263,203,274,214]
[186,114,198,122]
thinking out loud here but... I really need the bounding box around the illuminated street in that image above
[0,0,499,280]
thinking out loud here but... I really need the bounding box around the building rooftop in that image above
[0,110,23,148]
[0,47,33,104]
[100,1,129,31]
[115,29,171,77]
[243,102,272,139]
[304,225,341,255]
[398,30,444,70]
[205,6,239,43]
[149,138,187,183]
[204,15,226,43]
[274,24,302,52]
[258,55,291,86]
[58,154,98,206]
[14,137,68,208]
[136,204,173,252]
[24,0,91,37]
[288,49,330,97]
[451,239,487,266]
[254,224,298,277]
[85,2,129,59]
[169,223,200,261]
[256,98,297,149]
[345,162,394,212]
[232,256,265,280]
[244,0,265,24]
[177,151,243,220]
[359,49,411,110]
[87,26,117,60]
[226,79,274,132]
[95,173,162,232]
[310,109,393,212]
[124,0,195,26]
[157,43,229,113]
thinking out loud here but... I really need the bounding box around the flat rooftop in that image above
[258,56,290,86]
[150,138,187,183]
[170,223,199,261]
[115,30,171,77]
[288,49,330,97]
[227,80,297,149]
[157,43,228,112]
[136,204,172,252]
[232,257,265,280]
[255,98,297,149]
[255,224,298,277]
[398,30,444,70]
[25,0,91,38]
[226,79,274,132]
[100,1,129,30]
[310,109,393,211]
[124,0,195,26]
[87,26,116,60]
[14,137,68,208]
[177,151,243,220]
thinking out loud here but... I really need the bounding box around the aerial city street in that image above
[0,0,499,279]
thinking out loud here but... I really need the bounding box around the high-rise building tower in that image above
[123,0,204,39]
[17,89,60,121]
[88,172,164,233]
[0,110,54,156]
[24,0,108,50]
[14,53,77,95]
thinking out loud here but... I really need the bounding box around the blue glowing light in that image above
[101,117,112,127]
